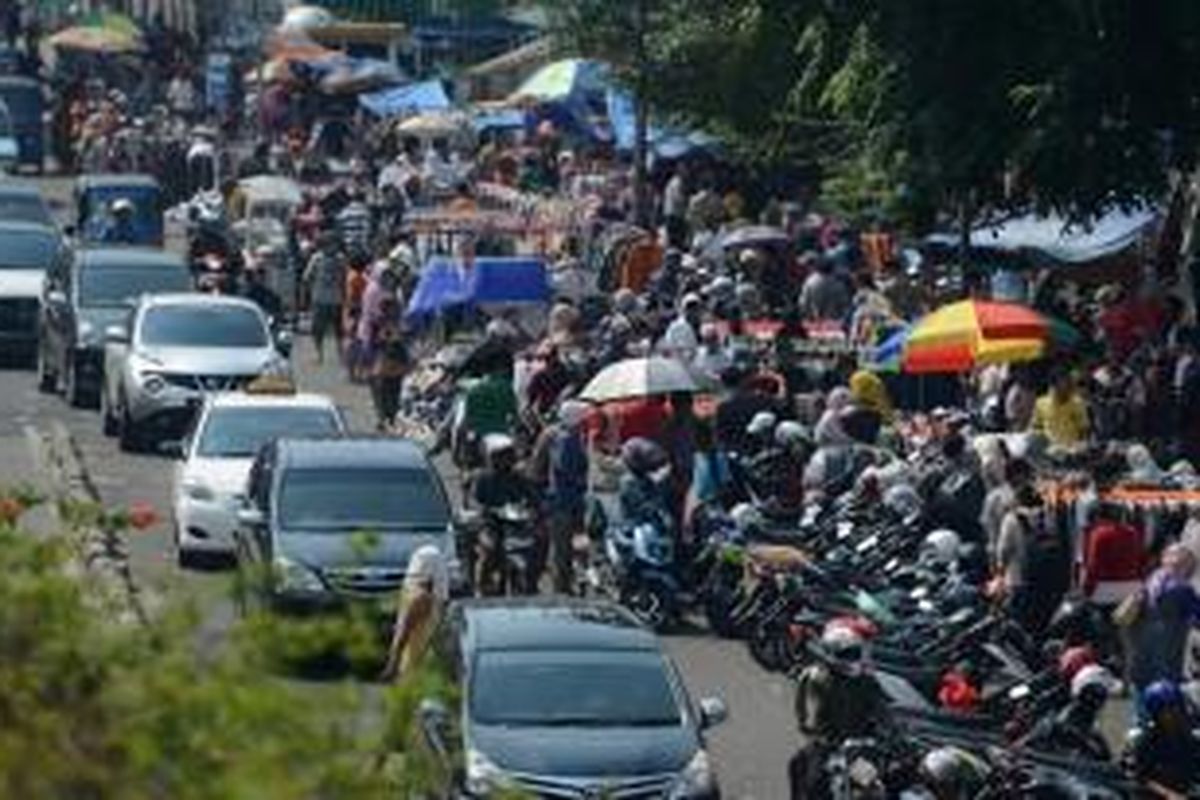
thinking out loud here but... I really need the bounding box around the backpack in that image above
[1018,511,1070,595]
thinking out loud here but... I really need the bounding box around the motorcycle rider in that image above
[102,198,138,244]
[472,434,540,595]
[1124,681,1200,800]
[618,438,675,534]
[1019,664,1118,761]
[789,624,894,799]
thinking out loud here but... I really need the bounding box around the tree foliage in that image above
[0,497,460,799]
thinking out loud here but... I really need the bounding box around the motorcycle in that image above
[592,513,680,631]
[478,502,540,597]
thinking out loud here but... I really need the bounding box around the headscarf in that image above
[815,387,853,446]
[1126,444,1163,483]
[405,545,449,601]
[849,370,894,423]
[358,260,396,342]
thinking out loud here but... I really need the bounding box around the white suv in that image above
[101,293,291,452]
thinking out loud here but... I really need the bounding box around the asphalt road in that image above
[0,174,796,799]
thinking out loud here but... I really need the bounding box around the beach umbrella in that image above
[873,300,1078,373]
[580,357,702,403]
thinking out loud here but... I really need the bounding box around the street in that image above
[2,175,794,800]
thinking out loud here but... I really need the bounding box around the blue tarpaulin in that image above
[472,108,527,133]
[359,80,451,117]
[405,256,549,326]
[606,88,718,159]
[925,206,1158,264]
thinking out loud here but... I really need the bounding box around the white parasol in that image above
[580,356,702,403]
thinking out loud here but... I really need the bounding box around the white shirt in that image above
[659,315,699,360]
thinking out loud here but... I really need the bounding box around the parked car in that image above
[38,247,192,406]
[171,387,345,567]
[233,437,461,613]
[431,597,726,799]
[101,293,290,451]
[0,181,55,227]
[0,220,64,363]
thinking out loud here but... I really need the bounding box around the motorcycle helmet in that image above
[1142,680,1185,718]
[730,503,765,537]
[919,746,989,799]
[820,622,865,664]
[482,433,517,467]
[621,437,668,476]
[1056,645,1096,683]
[774,421,808,450]
[746,411,777,438]
[111,198,134,217]
[882,484,922,519]
[1070,664,1120,700]
[922,529,963,566]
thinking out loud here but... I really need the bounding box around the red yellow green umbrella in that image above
[874,299,1078,374]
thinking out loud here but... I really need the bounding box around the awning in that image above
[405,256,549,326]
[359,79,450,116]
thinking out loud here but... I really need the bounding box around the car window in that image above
[0,228,57,269]
[277,467,450,531]
[0,193,52,227]
[139,305,268,347]
[197,407,340,458]
[78,264,191,308]
[470,650,683,727]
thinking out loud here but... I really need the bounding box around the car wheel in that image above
[117,396,143,453]
[99,387,117,437]
[174,522,197,570]
[36,344,57,394]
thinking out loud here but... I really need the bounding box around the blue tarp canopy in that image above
[925,206,1158,265]
[606,89,718,159]
[359,80,451,117]
[472,108,527,133]
[405,256,550,326]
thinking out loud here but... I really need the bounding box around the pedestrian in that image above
[368,296,408,432]
[544,400,590,594]
[381,545,449,683]
[798,256,851,322]
[659,293,703,361]
[1030,369,1090,448]
[343,257,369,382]
[1125,544,1200,704]
[662,166,688,249]
[303,232,345,365]
[996,473,1069,637]
[1081,501,1147,609]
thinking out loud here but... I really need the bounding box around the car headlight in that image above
[670,749,716,799]
[183,480,216,502]
[273,556,324,594]
[465,748,509,796]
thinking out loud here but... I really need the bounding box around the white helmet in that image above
[922,529,963,565]
[883,484,922,519]
[920,747,989,797]
[1071,664,1120,699]
[820,623,864,657]
[746,411,778,437]
[730,503,764,535]
[775,420,808,449]
[482,433,516,461]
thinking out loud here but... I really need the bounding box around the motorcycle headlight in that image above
[670,749,716,799]
[273,556,324,594]
[465,748,509,796]
[183,480,216,502]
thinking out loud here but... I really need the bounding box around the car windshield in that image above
[78,265,191,308]
[140,305,268,347]
[278,467,449,530]
[0,228,56,269]
[197,407,340,458]
[470,650,683,727]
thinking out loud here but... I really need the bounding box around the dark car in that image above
[0,182,54,228]
[234,437,461,613]
[38,247,193,406]
[0,220,64,363]
[437,597,726,799]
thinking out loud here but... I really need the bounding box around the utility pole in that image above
[632,0,650,230]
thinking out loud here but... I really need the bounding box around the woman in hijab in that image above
[849,370,895,423]
[382,545,449,683]
[1126,544,1200,707]
[814,387,853,446]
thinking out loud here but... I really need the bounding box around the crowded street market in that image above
[4,1,1200,798]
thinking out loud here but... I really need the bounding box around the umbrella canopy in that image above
[47,24,143,53]
[873,300,1077,373]
[509,58,608,104]
[396,111,470,136]
[580,357,701,403]
[718,225,790,251]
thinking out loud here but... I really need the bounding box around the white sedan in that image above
[171,389,346,566]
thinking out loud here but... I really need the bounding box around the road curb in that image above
[44,420,153,626]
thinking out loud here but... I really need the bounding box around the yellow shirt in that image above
[1031,392,1089,446]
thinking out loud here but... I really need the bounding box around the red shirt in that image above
[1082,520,1146,596]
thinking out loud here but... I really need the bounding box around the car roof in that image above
[0,219,58,236]
[205,391,337,411]
[137,293,261,311]
[456,598,658,653]
[276,437,431,471]
[0,182,44,198]
[75,248,186,268]
[75,173,160,190]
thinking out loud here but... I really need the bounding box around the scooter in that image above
[479,502,539,596]
[597,513,680,631]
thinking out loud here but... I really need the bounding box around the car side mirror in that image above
[698,696,728,729]
[45,289,66,307]
[237,507,266,529]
